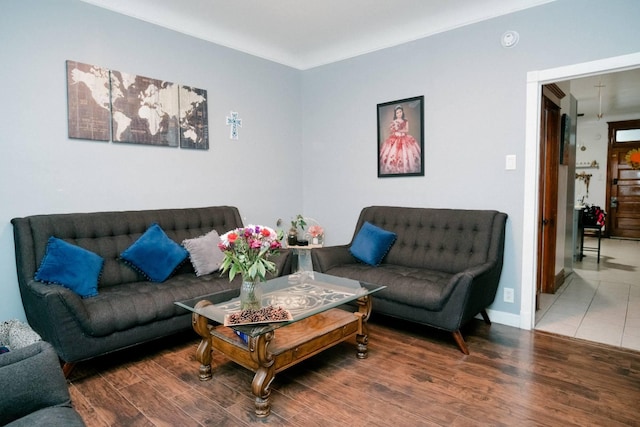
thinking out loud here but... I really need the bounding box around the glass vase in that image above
[240,278,263,311]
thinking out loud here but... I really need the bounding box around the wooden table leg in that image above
[249,331,275,417]
[192,300,213,381]
[355,295,372,359]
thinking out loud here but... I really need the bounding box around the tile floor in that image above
[535,237,640,351]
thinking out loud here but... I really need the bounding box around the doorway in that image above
[521,52,640,330]
[606,119,640,238]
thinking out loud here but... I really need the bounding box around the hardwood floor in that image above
[67,315,640,426]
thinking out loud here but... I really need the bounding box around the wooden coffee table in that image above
[175,272,385,417]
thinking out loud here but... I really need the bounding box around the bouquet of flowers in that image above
[218,225,283,282]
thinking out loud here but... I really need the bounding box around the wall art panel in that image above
[66,60,111,141]
[179,85,208,149]
[110,71,179,146]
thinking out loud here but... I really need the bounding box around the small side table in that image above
[288,244,323,273]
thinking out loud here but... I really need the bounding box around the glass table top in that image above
[175,272,385,337]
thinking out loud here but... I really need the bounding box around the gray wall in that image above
[300,0,640,319]
[1,0,639,325]
[0,0,302,320]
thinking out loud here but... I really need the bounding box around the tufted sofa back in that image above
[12,206,243,288]
[352,206,507,274]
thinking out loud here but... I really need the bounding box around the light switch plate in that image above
[505,154,516,170]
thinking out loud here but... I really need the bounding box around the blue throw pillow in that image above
[35,237,103,298]
[121,223,188,282]
[349,221,397,266]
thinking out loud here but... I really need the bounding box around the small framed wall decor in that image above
[377,95,424,177]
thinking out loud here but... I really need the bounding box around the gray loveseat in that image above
[311,206,507,354]
[0,341,85,426]
[11,206,291,372]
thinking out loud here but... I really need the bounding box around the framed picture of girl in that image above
[377,96,424,177]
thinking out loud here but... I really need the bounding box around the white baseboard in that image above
[477,309,521,328]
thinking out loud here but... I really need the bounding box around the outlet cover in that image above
[503,287,515,303]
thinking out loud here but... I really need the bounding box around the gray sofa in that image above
[311,206,507,354]
[0,341,85,426]
[11,206,291,371]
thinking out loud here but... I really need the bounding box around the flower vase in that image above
[240,278,263,311]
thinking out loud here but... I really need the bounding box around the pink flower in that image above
[270,241,282,250]
[309,225,324,238]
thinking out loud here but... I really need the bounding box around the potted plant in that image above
[287,214,306,246]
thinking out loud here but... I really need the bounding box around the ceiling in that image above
[568,69,640,123]
[80,0,640,120]
[80,0,555,70]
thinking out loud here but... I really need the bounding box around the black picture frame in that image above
[377,95,424,177]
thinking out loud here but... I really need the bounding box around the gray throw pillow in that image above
[182,230,225,276]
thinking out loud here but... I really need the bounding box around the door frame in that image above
[520,52,640,330]
[537,89,563,299]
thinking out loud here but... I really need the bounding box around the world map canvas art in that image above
[66,60,111,141]
[110,71,179,147]
[66,60,209,150]
[179,85,209,149]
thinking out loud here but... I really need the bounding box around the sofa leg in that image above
[452,330,470,355]
[480,309,491,325]
[61,361,76,378]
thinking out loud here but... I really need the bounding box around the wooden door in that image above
[607,120,640,238]
[537,87,563,304]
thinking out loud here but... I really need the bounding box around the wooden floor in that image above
[67,315,640,426]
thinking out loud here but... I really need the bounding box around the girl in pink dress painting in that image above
[379,105,421,175]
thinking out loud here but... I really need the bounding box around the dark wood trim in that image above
[544,83,566,100]
[538,93,561,295]
[608,118,640,146]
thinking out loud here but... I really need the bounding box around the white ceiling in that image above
[80,0,555,70]
[80,0,640,120]
[569,69,640,122]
